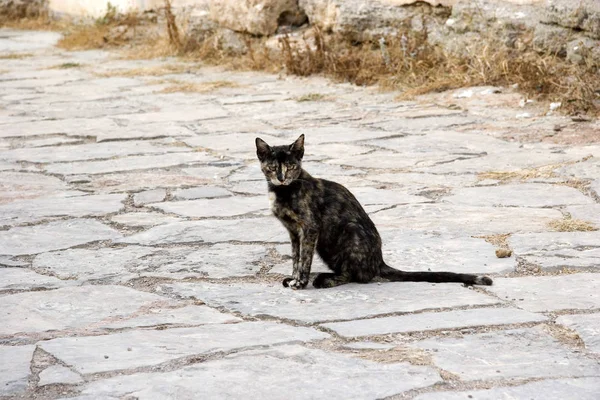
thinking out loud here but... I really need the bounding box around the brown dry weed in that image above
[547,217,598,232]
[156,80,240,94]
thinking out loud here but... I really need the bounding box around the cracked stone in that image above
[39,322,329,374]
[565,204,600,227]
[556,313,600,355]
[414,378,600,400]
[133,189,166,206]
[81,172,212,193]
[150,196,268,218]
[0,193,126,226]
[322,308,547,338]
[445,184,593,207]
[0,345,35,396]
[167,281,499,323]
[101,305,242,329]
[113,105,228,123]
[172,186,232,200]
[510,232,600,270]
[371,204,562,235]
[411,327,600,380]
[110,212,181,227]
[0,219,122,256]
[485,274,600,312]
[118,217,287,245]
[0,172,73,205]
[38,366,83,386]
[0,268,67,291]
[44,152,218,175]
[0,285,168,335]
[79,345,440,399]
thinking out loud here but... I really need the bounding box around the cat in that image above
[256,134,493,290]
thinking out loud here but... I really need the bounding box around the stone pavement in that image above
[1,29,599,399]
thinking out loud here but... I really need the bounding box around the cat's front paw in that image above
[282,277,307,290]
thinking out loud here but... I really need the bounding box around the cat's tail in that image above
[380,263,493,286]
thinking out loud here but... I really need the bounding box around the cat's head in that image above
[255,134,304,186]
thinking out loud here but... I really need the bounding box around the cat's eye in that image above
[288,164,297,170]
[267,166,277,171]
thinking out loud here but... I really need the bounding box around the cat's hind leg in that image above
[313,272,351,289]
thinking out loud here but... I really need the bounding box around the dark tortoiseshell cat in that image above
[256,134,493,290]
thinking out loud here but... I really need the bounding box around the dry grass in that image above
[155,79,240,94]
[0,53,33,59]
[478,156,593,183]
[547,217,598,232]
[51,62,81,69]
[295,93,330,102]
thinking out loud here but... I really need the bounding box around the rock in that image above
[0,117,120,139]
[0,219,122,256]
[44,152,218,175]
[0,268,67,291]
[411,327,600,380]
[100,305,241,329]
[79,345,440,399]
[110,212,181,227]
[510,232,600,270]
[0,285,168,335]
[210,0,307,36]
[322,307,547,338]
[167,281,499,323]
[82,172,213,193]
[445,184,593,208]
[543,0,600,40]
[566,204,600,227]
[0,193,126,226]
[495,248,512,258]
[173,186,232,200]
[0,345,35,396]
[299,0,451,41]
[150,196,268,218]
[567,37,600,66]
[414,377,600,400]
[38,366,83,386]
[557,313,600,355]
[118,217,288,245]
[39,322,329,374]
[133,189,166,206]
[485,274,600,312]
[0,0,46,18]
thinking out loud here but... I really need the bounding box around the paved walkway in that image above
[1,29,599,399]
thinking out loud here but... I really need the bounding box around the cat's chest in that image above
[268,191,300,221]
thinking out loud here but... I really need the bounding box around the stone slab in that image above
[133,189,166,206]
[412,327,600,381]
[345,186,427,205]
[486,274,600,312]
[113,105,228,123]
[44,152,217,175]
[510,232,600,270]
[101,305,241,329]
[79,345,440,399]
[0,345,35,396]
[167,281,499,323]
[0,268,67,291]
[110,212,181,227]
[0,172,72,205]
[0,193,126,226]
[380,230,514,275]
[445,184,594,207]
[566,204,600,227]
[557,313,600,355]
[0,117,120,139]
[0,219,122,256]
[173,186,232,200]
[118,217,288,245]
[38,366,83,386]
[0,141,190,163]
[414,378,600,400]
[80,172,212,193]
[40,322,329,374]
[322,308,547,338]
[0,285,168,335]
[150,196,268,218]
[371,204,562,234]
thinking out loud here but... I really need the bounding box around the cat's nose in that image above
[277,176,285,183]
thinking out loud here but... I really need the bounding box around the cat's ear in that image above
[255,137,272,161]
[290,134,304,159]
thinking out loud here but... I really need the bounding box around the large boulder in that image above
[209,0,307,36]
[543,0,600,39]
[299,0,452,40]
